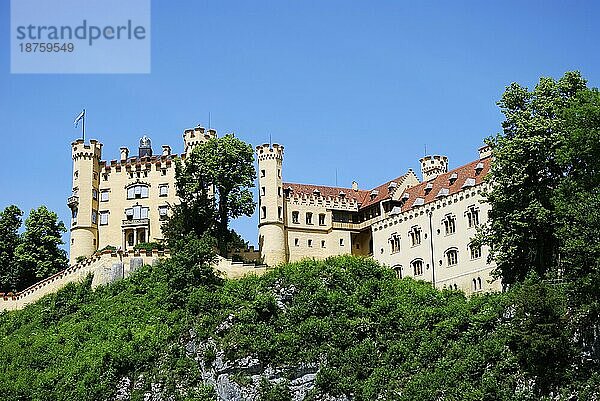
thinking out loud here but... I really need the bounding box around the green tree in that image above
[13,205,68,290]
[0,205,23,293]
[480,71,588,285]
[165,134,256,256]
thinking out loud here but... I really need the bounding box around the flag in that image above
[74,109,85,128]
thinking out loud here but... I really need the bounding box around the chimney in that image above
[352,181,359,191]
[162,145,171,156]
[120,147,129,161]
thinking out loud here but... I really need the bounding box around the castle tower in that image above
[419,155,448,181]
[256,143,287,266]
[68,139,103,265]
[183,126,217,154]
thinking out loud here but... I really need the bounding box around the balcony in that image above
[67,195,79,209]
[122,218,150,227]
[331,219,375,231]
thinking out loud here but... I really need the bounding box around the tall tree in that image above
[480,71,588,285]
[165,134,256,256]
[0,205,23,293]
[13,206,68,290]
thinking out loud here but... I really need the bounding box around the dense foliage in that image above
[1,256,598,400]
[0,205,67,293]
[163,134,256,257]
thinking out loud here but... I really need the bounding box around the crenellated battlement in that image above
[419,154,448,181]
[184,126,216,153]
[256,143,284,161]
[286,191,360,211]
[71,139,103,160]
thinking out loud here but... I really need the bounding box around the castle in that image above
[68,126,500,295]
[256,143,500,294]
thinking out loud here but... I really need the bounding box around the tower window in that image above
[91,210,98,224]
[92,189,98,200]
[99,211,109,225]
[294,238,299,247]
[161,169,167,176]
[321,240,326,248]
[339,238,344,246]
[261,206,266,219]
[74,170,79,179]
[278,187,282,197]
[308,239,313,247]
[292,211,299,224]
[261,187,266,196]
[318,214,326,226]
[306,212,313,225]
[278,207,282,220]
[260,169,265,178]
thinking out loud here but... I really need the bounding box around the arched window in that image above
[409,226,421,246]
[127,184,149,199]
[411,259,424,276]
[443,214,456,235]
[392,265,402,279]
[445,248,458,266]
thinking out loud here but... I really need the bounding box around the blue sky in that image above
[1,0,599,251]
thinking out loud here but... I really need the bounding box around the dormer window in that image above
[475,162,484,174]
[449,173,458,184]
[424,182,434,194]
[370,190,379,200]
[388,182,397,192]
[436,188,449,198]
[339,191,346,198]
[412,197,425,207]
[313,189,321,196]
[401,193,410,202]
[462,178,476,188]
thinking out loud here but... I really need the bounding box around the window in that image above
[72,208,78,219]
[127,233,134,246]
[159,206,168,220]
[308,239,313,247]
[443,215,456,235]
[92,189,98,200]
[161,169,167,176]
[410,226,421,246]
[261,187,266,196]
[319,214,326,226]
[412,259,424,276]
[472,277,483,292]
[340,238,345,246]
[260,169,265,178]
[74,170,79,179]
[93,172,98,180]
[278,187,282,197]
[261,206,266,219]
[321,240,326,248]
[100,190,109,202]
[99,211,109,225]
[91,210,97,224]
[446,249,458,266]
[294,238,299,247]
[278,207,282,220]
[306,212,313,225]
[466,206,480,228]
[470,244,482,260]
[278,169,281,178]
[159,185,168,197]
[292,211,299,224]
[127,184,149,199]
[390,233,401,253]
[125,205,149,220]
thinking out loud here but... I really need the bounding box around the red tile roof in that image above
[283,172,415,210]
[398,156,491,212]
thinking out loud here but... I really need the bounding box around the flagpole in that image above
[82,109,86,142]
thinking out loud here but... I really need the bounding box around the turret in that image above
[256,143,287,266]
[68,139,103,265]
[419,155,448,181]
[183,125,216,154]
[139,135,153,157]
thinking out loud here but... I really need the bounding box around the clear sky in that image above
[1,0,599,251]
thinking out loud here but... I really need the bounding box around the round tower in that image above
[68,139,102,265]
[419,155,448,181]
[256,143,287,266]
